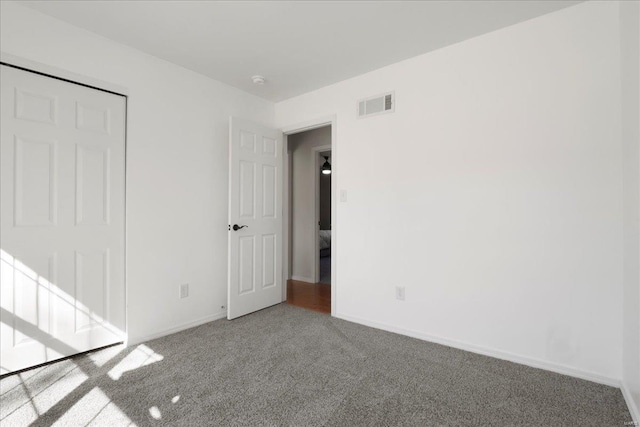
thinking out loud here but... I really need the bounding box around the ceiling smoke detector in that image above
[252,75,266,85]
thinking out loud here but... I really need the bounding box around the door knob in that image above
[232,224,248,231]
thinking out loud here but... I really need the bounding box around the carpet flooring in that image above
[1,304,632,426]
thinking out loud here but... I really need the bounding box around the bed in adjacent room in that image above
[319,230,331,257]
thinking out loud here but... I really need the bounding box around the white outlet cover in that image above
[340,190,347,202]
[396,286,405,301]
[180,283,189,298]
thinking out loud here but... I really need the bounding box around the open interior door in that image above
[228,117,283,319]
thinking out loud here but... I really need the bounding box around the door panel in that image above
[262,165,276,217]
[262,234,276,288]
[228,117,283,319]
[0,65,126,374]
[15,88,57,125]
[14,136,57,226]
[74,249,109,333]
[76,145,110,225]
[239,160,255,218]
[238,236,255,295]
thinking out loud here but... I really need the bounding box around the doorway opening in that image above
[318,150,332,285]
[285,125,332,314]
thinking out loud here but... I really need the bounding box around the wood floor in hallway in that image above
[286,280,331,314]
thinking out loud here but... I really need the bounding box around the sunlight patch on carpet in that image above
[53,386,134,427]
[107,345,163,381]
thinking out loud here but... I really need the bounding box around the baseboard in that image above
[127,310,227,346]
[291,275,315,283]
[334,312,620,388]
[622,382,640,424]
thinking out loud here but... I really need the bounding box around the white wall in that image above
[288,126,331,282]
[276,1,624,382]
[0,2,274,344]
[621,0,640,421]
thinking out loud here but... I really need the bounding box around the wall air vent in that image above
[357,92,394,118]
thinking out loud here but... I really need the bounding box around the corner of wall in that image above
[620,0,640,423]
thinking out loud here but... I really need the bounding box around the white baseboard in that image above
[334,312,620,388]
[622,382,640,424]
[127,310,227,346]
[291,275,315,283]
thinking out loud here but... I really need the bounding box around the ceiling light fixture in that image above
[321,156,331,175]
[252,75,266,85]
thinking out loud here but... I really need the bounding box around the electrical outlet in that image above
[395,286,405,301]
[340,189,348,202]
[180,283,189,299]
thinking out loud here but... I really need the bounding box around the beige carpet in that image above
[0,304,632,426]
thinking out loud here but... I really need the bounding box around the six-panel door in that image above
[0,65,126,374]
[228,117,283,319]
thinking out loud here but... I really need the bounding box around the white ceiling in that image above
[19,0,581,102]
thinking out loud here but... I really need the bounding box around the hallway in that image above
[286,280,331,314]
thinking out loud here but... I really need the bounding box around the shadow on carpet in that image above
[0,304,632,426]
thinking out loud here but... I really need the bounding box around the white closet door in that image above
[0,65,126,374]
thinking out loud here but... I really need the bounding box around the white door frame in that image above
[281,115,337,316]
[0,52,130,344]
[310,144,331,283]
